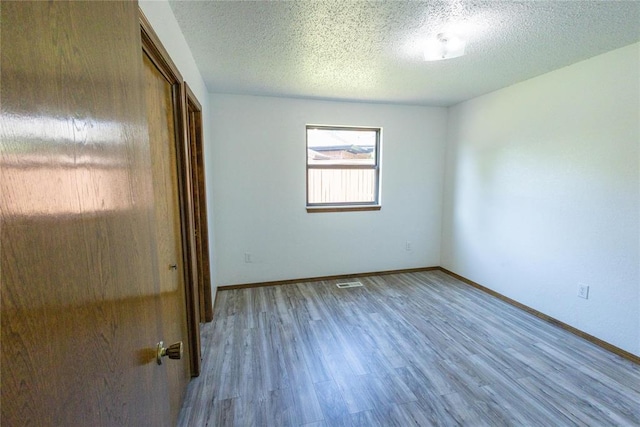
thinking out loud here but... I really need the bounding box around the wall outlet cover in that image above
[578,284,589,299]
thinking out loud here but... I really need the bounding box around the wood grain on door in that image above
[1,1,171,425]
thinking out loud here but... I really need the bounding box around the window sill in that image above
[306,205,381,213]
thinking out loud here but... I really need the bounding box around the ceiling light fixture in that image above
[424,33,466,61]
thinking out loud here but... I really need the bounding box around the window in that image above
[306,125,381,212]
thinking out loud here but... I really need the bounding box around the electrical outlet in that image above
[578,284,589,299]
[244,253,252,263]
[405,241,412,251]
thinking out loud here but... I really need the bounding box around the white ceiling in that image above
[168,0,640,106]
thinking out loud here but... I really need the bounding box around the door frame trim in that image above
[184,82,214,323]
[140,9,201,377]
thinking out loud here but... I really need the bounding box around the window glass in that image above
[306,126,381,210]
[307,128,377,166]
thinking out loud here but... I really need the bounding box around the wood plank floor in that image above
[177,270,640,426]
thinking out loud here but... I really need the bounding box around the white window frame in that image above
[306,125,382,212]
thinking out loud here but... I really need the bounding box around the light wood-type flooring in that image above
[178,270,640,426]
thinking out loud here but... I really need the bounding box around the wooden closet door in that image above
[142,51,192,423]
[185,83,214,325]
[1,1,171,426]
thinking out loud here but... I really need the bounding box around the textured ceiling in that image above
[168,0,640,106]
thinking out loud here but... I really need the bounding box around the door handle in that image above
[169,264,178,270]
[156,341,183,365]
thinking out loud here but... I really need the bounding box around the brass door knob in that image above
[156,341,183,365]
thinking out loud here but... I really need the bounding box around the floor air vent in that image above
[336,281,363,289]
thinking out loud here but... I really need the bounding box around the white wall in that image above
[210,94,447,285]
[442,43,640,356]
[138,0,217,294]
